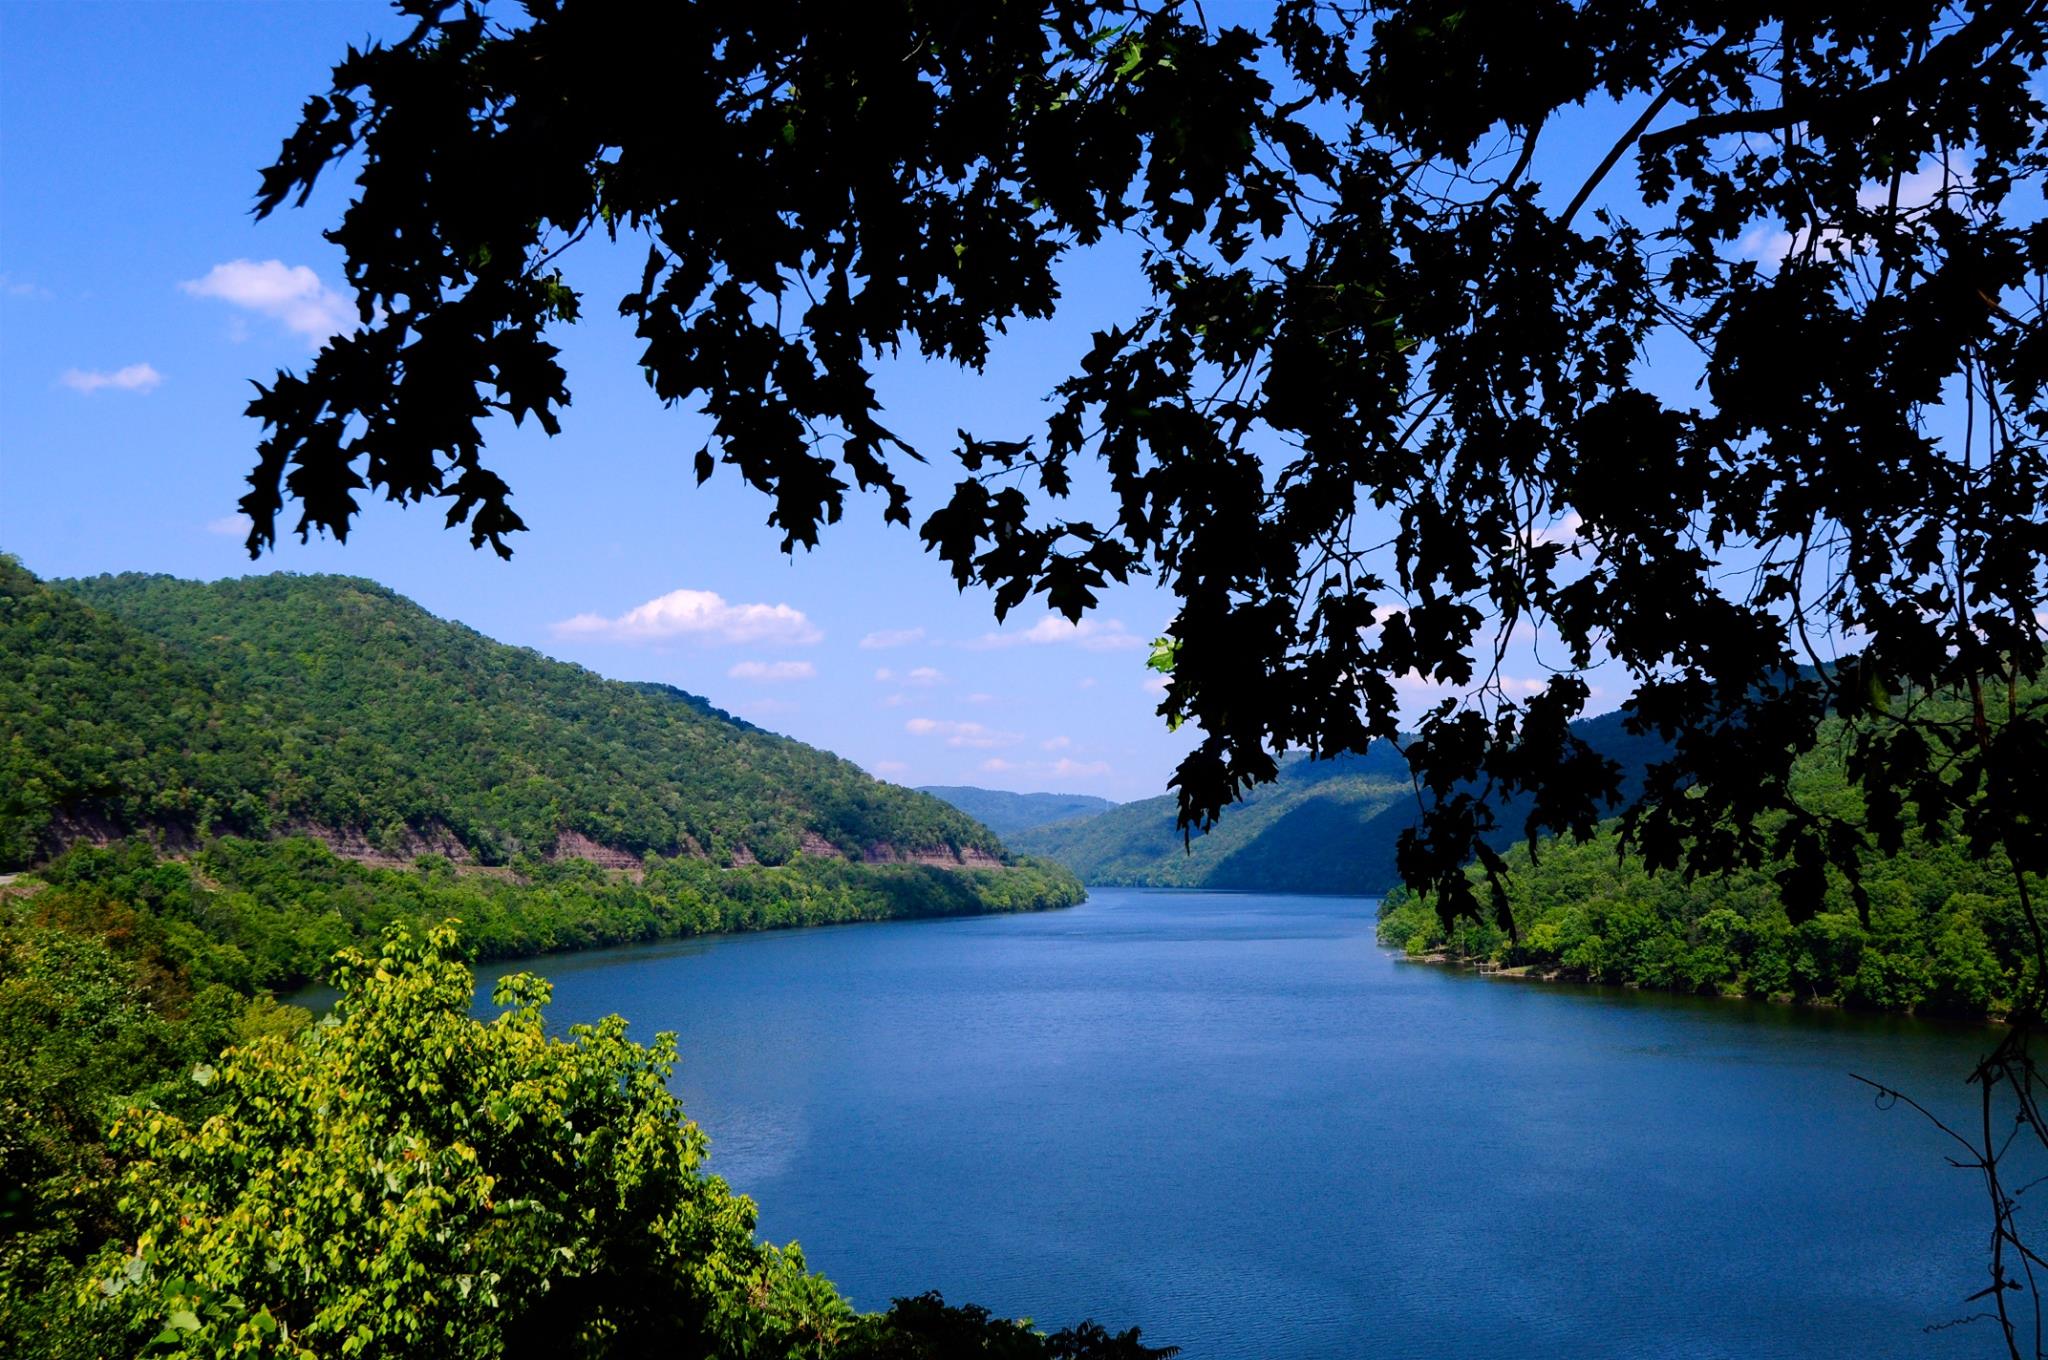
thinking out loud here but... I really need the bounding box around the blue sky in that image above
[9,5,1972,802]
[0,1,1224,799]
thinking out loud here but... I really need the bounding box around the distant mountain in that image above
[1010,714,1667,895]
[915,786,1121,837]
[0,561,1011,873]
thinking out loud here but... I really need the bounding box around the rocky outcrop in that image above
[861,842,1005,869]
[286,819,470,868]
[43,810,196,859]
[548,830,644,871]
[798,832,847,860]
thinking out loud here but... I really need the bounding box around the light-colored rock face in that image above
[860,842,1005,869]
[547,829,644,872]
[288,819,469,867]
[799,832,847,860]
[37,815,1001,877]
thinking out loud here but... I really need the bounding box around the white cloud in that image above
[1076,677,1098,690]
[206,514,251,537]
[876,664,944,688]
[728,659,817,682]
[1861,159,1972,212]
[872,759,909,777]
[1041,735,1073,751]
[1741,160,1974,267]
[181,259,354,345]
[1141,674,1170,694]
[860,627,925,650]
[60,363,161,394]
[962,692,995,705]
[904,717,1021,749]
[1,274,51,300]
[969,612,1144,652]
[554,588,822,646]
[972,754,1113,781]
[1529,512,1582,548]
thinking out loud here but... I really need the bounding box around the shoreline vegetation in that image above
[1375,796,2029,1023]
[1387,949,2010,1027]
[0,837,1115,1359]
[16,834,1086,997]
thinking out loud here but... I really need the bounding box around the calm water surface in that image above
[470,888,2003,1359]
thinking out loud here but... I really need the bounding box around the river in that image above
[468,887,2003,1358]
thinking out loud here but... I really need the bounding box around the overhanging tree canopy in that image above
[242,0,2046,930]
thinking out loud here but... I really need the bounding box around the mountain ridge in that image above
[1,560,1014,874]
[1004,712,1668,894]
[913,786,1121,837]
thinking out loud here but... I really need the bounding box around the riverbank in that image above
[24,835,1087,997]
[497,886,1999,1360]
[1391,947,2012,1025]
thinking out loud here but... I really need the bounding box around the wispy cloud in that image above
[728,659,817,682]
[978,754,1111,779]
[904,717,1021,749]
[554,588,822,646]
[206,514,251,537]
[872,759,910,777]
[967,612,1144,652]
[860,627,926,650]
[1041,736,1073,751]
[1740,159,1974,265]
[1,274,51,300]
[60,363,161,394]
[181,259,354,346]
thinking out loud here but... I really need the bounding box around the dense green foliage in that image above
[2,897,1163,1358]
[51,835,1073,995]
[0,553,1125,1356]
[3,559,1002,870]
[0,867,310,1359]
[1378,714,2034,1016]
[915,789,1120,839]
[40,836,1081,997]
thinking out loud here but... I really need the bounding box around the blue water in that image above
[468,888,2007,1358]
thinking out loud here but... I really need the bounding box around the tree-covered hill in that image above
[1011,713,1669,894]
[1378,688,2046,1018]
[1,559,1004,871]
[916,786,1121,838]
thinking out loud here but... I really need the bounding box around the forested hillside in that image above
[917,786,1121,837]
[0,842,1108,1360]
[1012,713,1667,894]
[0,559,1097,1354]
[1378,696,2045,1017]
[2,560,1002,870]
